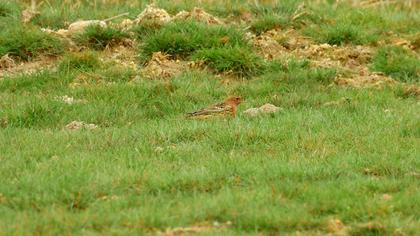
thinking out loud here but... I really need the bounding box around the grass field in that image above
[0,0,419,235]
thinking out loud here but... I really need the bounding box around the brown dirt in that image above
[140,52,185,79]
[158,221,231,236]
[4,5,418,94]
[134,4,171,26]
[353,222,385,233]
[250,28,405,90]
[403,85,420,97]
[250,29,313,60]
[0,55,58,79]
[134,4,223,27]
[251,28,373,71]
[252,30,287,59]
[0,54,15,70]
[297,44,373,69]
[101,44,138,71]
[173,7,223,24]
[334,69,396,89]
[325,219,348,236]
[354,0,420,9]
[270,29,313,51]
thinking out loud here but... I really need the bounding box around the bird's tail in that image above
[185,111,202,118]
[185,112,194,118]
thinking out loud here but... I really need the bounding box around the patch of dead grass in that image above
[249,29,404,90]
[0,54,15,70]
[334,70,396,89]
[325,218,348,236]
[69,72,107,88]
[157,221,232,236]
[402,84,420,97]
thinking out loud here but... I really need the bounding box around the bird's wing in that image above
[186,102,233,117]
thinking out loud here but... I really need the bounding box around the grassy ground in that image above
[0,0,419,235]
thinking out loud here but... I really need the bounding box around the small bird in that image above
[186,96,242,119]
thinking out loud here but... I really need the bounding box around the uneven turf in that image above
[0,0,419,235]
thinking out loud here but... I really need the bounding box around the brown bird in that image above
[186,96,242,118]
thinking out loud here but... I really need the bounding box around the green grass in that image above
[140,20,262,75]
[250,14,286,35]
[73,25,129,50]
[411,33,420,51]
[0,2,13,17]
[0,2,20,20]
[0,70,73,93]
[305,4,420,45]
[314,23,373,45]
[371,46,420,82]
[191,46,265,77]
[1,67,419,234]
[0,23,63,60]
[58,51,100,72]
[305,19,380,46]
[140,20,249,60]
[17,1,147,30]
[1,1,420,235]
[131,20,163,40]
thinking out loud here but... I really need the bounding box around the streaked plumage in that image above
[186,96,242,118]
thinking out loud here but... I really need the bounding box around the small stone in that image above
[243,108,260,117]
[56,95,86,105]
[259,103,280,113]
[65,121,97,130]
[243,103,281,117]
[67,20,107,35]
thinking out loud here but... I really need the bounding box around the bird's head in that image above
[225,96,242,106]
